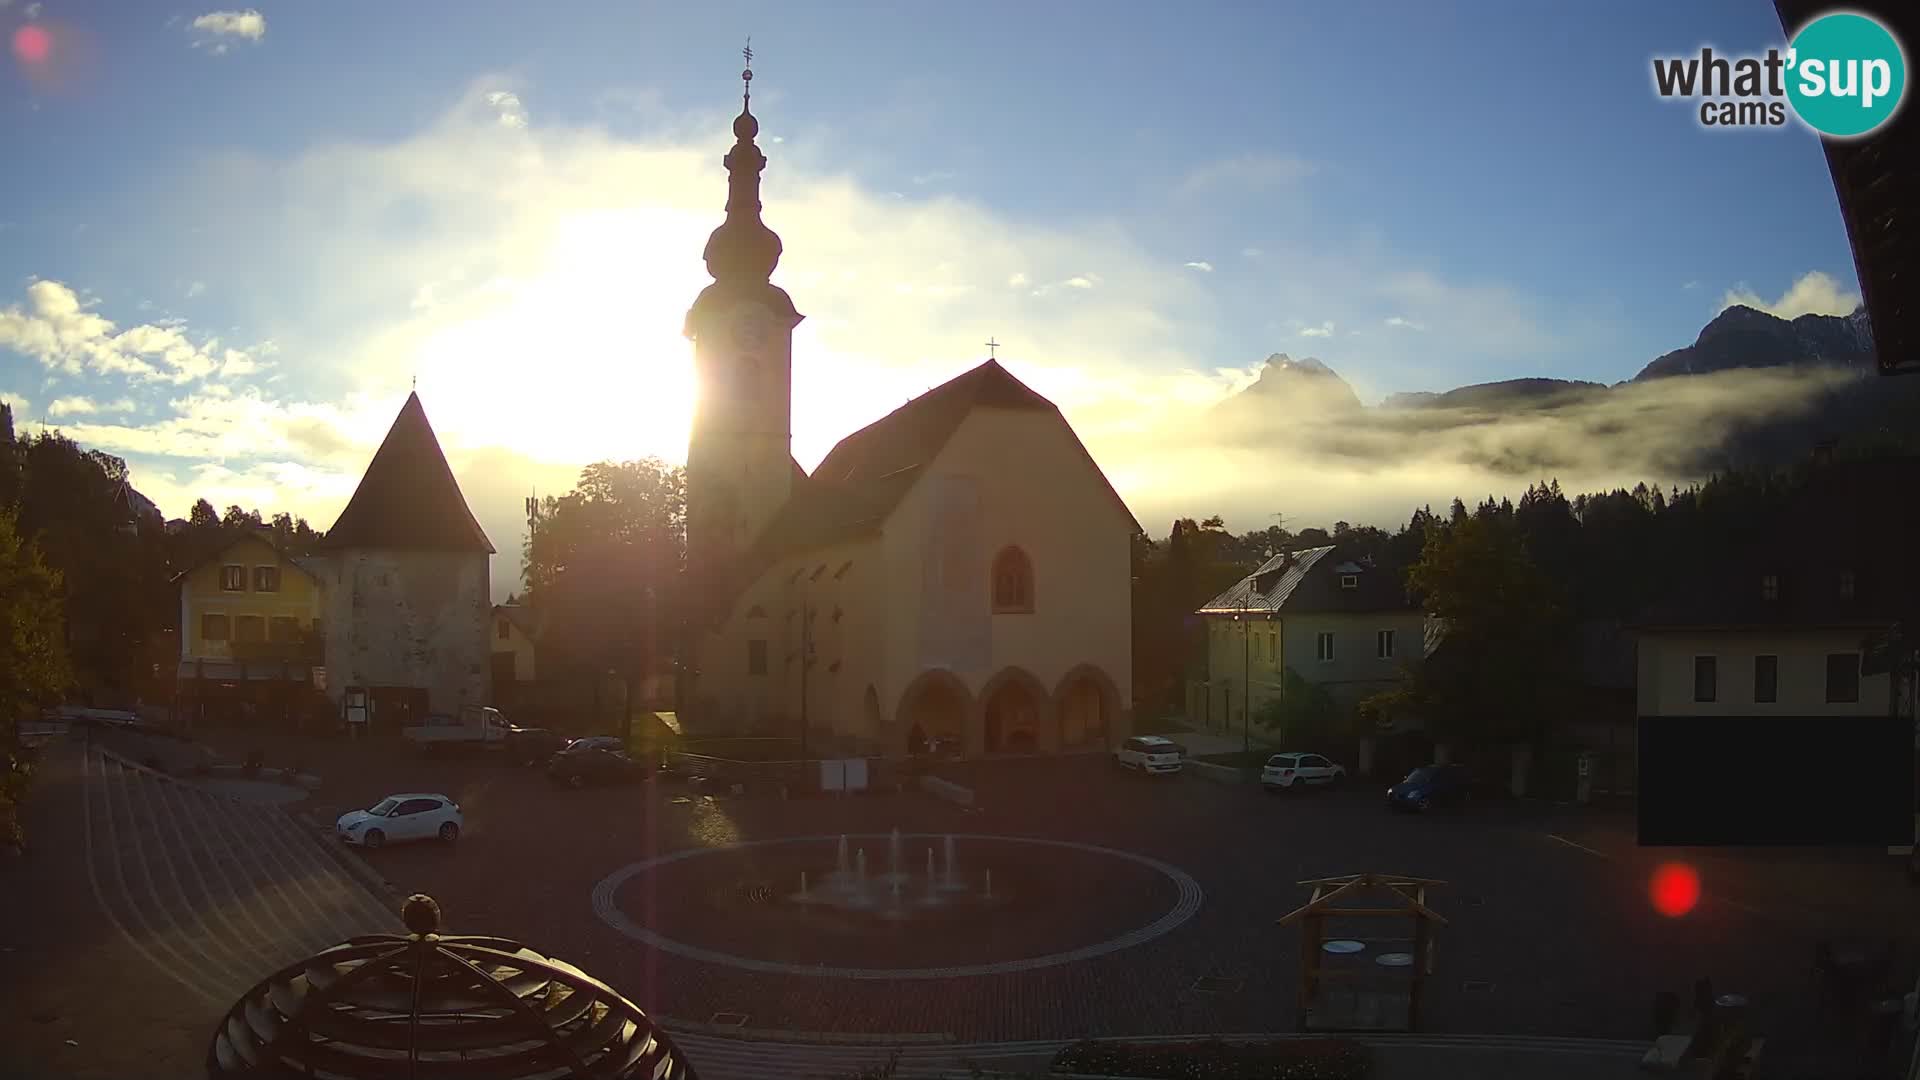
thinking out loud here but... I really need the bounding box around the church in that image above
[680,61,1139,759]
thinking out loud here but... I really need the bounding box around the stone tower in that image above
[683,52,803,601]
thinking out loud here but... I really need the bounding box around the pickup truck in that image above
[401,706,564,764]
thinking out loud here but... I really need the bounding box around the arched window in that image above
[991,546,1035,614]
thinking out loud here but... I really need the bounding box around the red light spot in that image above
[12,24,52,64]
[1649,862,1701,918]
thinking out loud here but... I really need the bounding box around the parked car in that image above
[1386,764,1474,813]
[547,739,646,788]
[1114,735,1183,775]
[336,793,463,848]
[1262,752,1347,793]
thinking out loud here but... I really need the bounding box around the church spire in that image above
[702,41,783,283]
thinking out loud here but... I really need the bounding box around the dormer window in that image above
[1340,575,1358,590]
[1838,570,1855,600]
[1761,574,1779,601]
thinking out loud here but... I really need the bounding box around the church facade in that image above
[680,66,1138,759]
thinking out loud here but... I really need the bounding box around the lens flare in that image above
[1649,862,1700,918]
[11,24,52,65]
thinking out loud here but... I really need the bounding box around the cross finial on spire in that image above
[985,337,1000,360]
[742,37,754,107]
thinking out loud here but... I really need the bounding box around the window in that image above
[1269,629,1278,660]
[202,613,230,641]
[235,615,265,644]
[1340,575,1358,590]
[252,566,280,592]
[1761,574,1779,601]
[269,616,300,642]
[747,639,768,676]
[1825,653,1860,704]
[221,564,246,591]
[1377,629,1396,659]
[1693,656,1717,703]
[1316,632,1335,662]
[1838,570,1855,599]
[1753,655,1778,704]
[991,546,1035,614]
[311,617,325,640]
[497,618,511,640]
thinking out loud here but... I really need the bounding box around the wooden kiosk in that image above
[1276,872,1448,1032]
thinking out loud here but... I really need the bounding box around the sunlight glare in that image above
[12,24,52,64]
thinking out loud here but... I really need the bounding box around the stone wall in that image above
[321,548,490,713]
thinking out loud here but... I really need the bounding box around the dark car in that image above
[546,738,645,788]
[1386,763,1474,813]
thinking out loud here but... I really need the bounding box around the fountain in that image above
[837,835,849,876]
[944,835,957,888]
[799,871,808,899]
[787,831,1001,921]
[925,849,936,899]
[985,868,993,899]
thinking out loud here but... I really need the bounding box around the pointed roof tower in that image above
[320,392,495,553]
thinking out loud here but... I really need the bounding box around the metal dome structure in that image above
[207,895,697,1079]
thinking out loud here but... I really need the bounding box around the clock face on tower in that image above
[730,304,777,353]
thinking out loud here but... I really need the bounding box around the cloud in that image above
[1720,270,1860,320]
[1183,261,1214,273]
[1299,321,1335,338]
[1242,248,1263,259]
[1682,280,1699,290]
[1175,154,1313,199]
[190,9,266,44]
[0,279,268,384]
[45,75,1643,599]
[484,90,527,128]
[48,395,98,417]
[1384,316,1425,331]
[186,281,206,298]
[0,392,28,418]
[23,1,42,18]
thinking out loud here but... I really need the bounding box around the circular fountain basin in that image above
[593,833,1204,979]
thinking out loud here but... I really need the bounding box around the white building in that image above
[315,392,494,731]
[679,72,1138,758]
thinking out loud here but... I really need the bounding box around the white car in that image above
[1262,752,1346,792]
[1114,735,1184,775]
[336,793,463,849]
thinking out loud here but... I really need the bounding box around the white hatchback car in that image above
[1262,752,1347,792]
[336,793,463,848]
[1114,735,1184,775]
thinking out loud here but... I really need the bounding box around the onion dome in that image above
[206,894,696,1079]
[701,48,784,283]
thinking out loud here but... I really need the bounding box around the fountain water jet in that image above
[837,835,850,875]
[800,871,809,899]
[944,835,957,888]
[985,868,992,899]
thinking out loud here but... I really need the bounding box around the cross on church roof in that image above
[985,337,1000,359]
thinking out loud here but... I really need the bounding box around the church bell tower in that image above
[684,45,803,597]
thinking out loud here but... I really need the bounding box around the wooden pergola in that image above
[1276,872,1448,1032]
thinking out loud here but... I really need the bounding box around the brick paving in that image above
[10,727,1915,1078]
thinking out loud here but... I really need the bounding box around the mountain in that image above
[1632,303,1874,381]
[1220,354,1363,411]
[1381,378,1606,412]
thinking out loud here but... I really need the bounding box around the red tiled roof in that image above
[319,393,495,553]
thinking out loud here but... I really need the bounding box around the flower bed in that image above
[1051,1038,1371,1080]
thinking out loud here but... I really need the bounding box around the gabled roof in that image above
[169,529,323,585]
[731,359,1140,585]
[320,393,495,553]
[1198,544,1417,615]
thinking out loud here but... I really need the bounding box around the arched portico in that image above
[979,666,1049,754]
[1053,663,1124,750]
[894,668,972,758]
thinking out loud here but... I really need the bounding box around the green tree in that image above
[0,508,71,853]
[1383,511,1571,747]
[1253,668,1347,745]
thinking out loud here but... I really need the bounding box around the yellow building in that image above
[174,529,327,722]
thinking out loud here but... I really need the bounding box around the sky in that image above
[0,1,1870,600]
